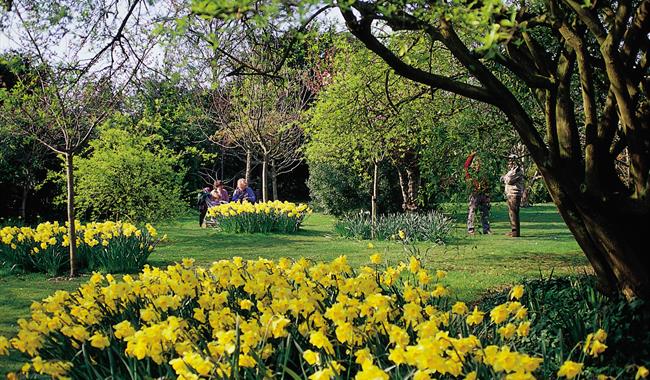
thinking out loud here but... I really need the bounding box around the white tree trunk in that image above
[262,154,268,202]
[245,150,252,183]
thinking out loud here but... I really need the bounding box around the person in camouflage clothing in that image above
[464,152,491,235]
[501,155,525,237]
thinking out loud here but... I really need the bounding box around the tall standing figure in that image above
[465,152,491,235]
[501,155,525,237]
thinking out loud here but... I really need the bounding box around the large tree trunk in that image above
[371,161,379,240]
[261,154,268,202]
[271,161,278,201]
[538,159,650,299]
[65,152,77,277]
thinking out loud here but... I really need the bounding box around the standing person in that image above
[464,152,491,235]
[213,180,230,203]
[197,185,213,227]
[501,155,525,237]
[232,178,256,203]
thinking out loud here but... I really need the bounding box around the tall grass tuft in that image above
[334,210,454,243]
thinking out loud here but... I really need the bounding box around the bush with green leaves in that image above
[334,210,455,243]
[307,159,402,216]
[74,127,186,222]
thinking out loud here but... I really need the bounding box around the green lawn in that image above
[0,203,588,374]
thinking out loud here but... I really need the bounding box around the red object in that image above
[464,153,483,191]
[464,153,476,179]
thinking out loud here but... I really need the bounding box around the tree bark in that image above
[261,154,268,202]
[271,161,278,201]
[19,184,28,220]
[537,163,650,299]
[65,152,77,277]
[395,151,420,212]
[245,150,252,183]
[371,161,379,240]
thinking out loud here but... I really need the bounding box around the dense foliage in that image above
[1,255,647,379]
[74,127,186,222]
[307,160,402,216]
[334,211,454,244]
[0,221,162,275]
[206,201,312,233]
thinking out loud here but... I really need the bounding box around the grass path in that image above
[0,203,588,373]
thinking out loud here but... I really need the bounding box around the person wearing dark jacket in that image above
[197,186,213,227]
[232,178,256,203]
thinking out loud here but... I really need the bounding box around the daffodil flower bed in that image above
[1,255,646,379]
[206,201,312,233]
[0,221,162,275]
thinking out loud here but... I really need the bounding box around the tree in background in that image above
[74,126,185,222]
[306,40,434,235]
[210,75,307,202]
[0,54,57,221]
[127,78,219,199]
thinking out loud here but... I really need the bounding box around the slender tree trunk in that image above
[397,169,408,210]
[371,161,379,240]
[19,185,28,220]
[245,150,252,183]
[271,161,278,201]
[261,154,268,202]
[220,146,225,181]
[65,152,77,277]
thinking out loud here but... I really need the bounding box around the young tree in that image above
[210,75,307,201]
[307,42,435,235]
[195,0,650,299]
[1,0,153,276]
[306,41,435,220]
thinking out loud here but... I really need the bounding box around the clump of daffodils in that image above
[0,221,162,275]
[206,201,312,233]
[1,254,626,380]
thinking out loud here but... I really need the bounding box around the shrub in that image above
[1,255,647,380]
[0,221,163,275]
[206,201,312,233]
[74,127,186,222]
[334,210,455,243]
[307,160,402,216]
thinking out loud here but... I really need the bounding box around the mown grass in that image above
[0,203,588,374]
